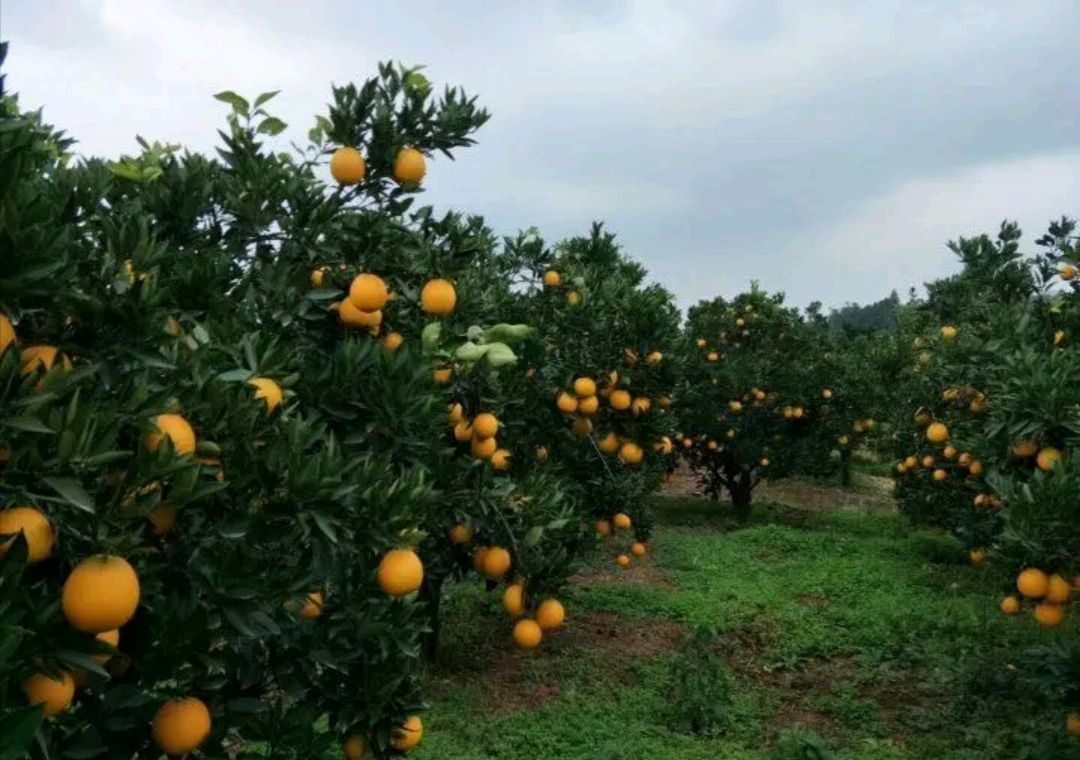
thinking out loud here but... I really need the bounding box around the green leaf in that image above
[217,368,254,383]
[213,90,250,115]
[253,90,280,108]
[310,512,338,544]
[2,416,54,434]
[257,117,287,136]
[0,705,44,760]
[44,477,95,513]
[523,526,544,547]
[421,322,442,354]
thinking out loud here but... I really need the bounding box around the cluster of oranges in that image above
[595,512,647,568]
[329,145,427,188]
[541,268,583,308]
[896,421,986,482]
[1000,567,1077,628]
[555,375,650,466]
[448,406,511,470]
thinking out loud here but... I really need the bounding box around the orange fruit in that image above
[472,547,489,573]
[925,422,949,443]
[472,413,499,439]
[556,392,578,414]
[572,417,593,437]
[1034,602,1065,627]
[247,377,283,414]
[490,448,511,471]
[149,504,177,536]
[1000,595,1021,615]
[1046,574,1072,604]
[577,395,599,416]
[453,420,474,442]
[609,389,631,411]
[393,148,426,185]
[447,403,465,425]
[707,352,719,362]
[337,299,382,329]
[616,554,631,568]
[0,506,54,563]
[595,519,612,536]
[618,442,643,465]
[658,395,673,409]
[1017,568,1049,599]
[23,671,75,717]
[940,325,957,340]
[512,618,543,650]
[567,290,582,307]
[348,273,389,311]
[921,456,934,468]
[391,715,423,752]
[503,583,525,618]
[20,345,70,376]
[330,147,366,184]
[62,555,141,633]
[598,432,620,454]
[968,460,984,476]
[969,548,985,566]
[613,512,632,530]
[943,445,958,459]
[1061,264,1078,281]
[1068,713,1080,737]
[343,734,368,760]
[543,270,560,287]
[482,547,512,580]
[310,267,328,288]
[631,542,647,557]
[449,524,474,545]
[433,367,453,384]
[631,397,652,416]
[1037,447,1063,472]
[152,698,212,755]
[536,445,549,463]
[420,278,456,316]
[695,338,706,348]
[958,452,972,467]
[471,436,497,460]
[146,413,197,456]
[933,469,947,482]
[535,598,565,631]
[573,377,596,398]
[378,549,424,596]
[382,332,404,351]
[0,314,15,355]
[286,591,324,620]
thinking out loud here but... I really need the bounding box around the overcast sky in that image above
[5,1,1079,311]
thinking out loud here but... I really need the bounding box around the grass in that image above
[415,489,1080,760]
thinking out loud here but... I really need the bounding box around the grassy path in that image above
[415,485,1078,759]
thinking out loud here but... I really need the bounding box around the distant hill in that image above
[827,290,900,334]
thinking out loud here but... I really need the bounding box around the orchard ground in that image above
[415,468,1076,760]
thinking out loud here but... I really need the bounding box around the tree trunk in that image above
[727,471,753,521]
[840,450,852,487]
[422,574,444,662]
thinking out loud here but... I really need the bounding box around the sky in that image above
[5,0,1079,312]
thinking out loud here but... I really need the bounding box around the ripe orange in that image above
[62,555,140,633]
[448,403,465,425]
[20,345,70,376]
[696,338,706,348]
[567,290,582,307]
[1068,713,1080,737]
[631,397,652,416]
[287,591,324,620]
[1045,574,1072,604]
[330,147,366,184]
[646,351,663,365]
[943,445,958,459]
[152,698,212,755]
[1017,568,1049,599]
[926,422,949,443]
[1055,330,1067,346]
[146,413,197,456]
[1037,447,1063,472]
[472,413,499,439]
[572,417,593,437]
[348,273,388,311]
[433,367,453,384]
[595,519,612,536]
[1034,602,1065,627]
[933,469,947,482]
[337,299,382,329]
[513,618,543,650]
[393,148,426,185]
[921,456,934,468]
[940,325,957,340]
[536,598,566,631]
[381,329,404,352]
[728,399,743,412]
[822,388,833,399]
[1061,264,1078,281]
[631,542,647,557]
[247,377,283,414]
[453,421,474,442]
[969,548,985,566]
[573,377,596,398]
[0,506,54,563]
[1000,596,1021,615]
[149,504,177,536]
[472,436,497,460]
[556,391,578,414]
[613,513,632,530]
[482,546,512,580]
[609,389,632,411]
[420,278,456,316]
[503,583,525,618]
[598,432,620,454]
[658,395,673,409]
[536,445,549,463]
[543,270,560,287]
[968,460,984,476]
[490,448,511,471]
[0,314,15,355]
[378,549,424,597]
[618,442,643,465]
[23,671,75,716]
[391,715,423,751]
[616,554,631,568]
[958,452,972,467]
[92,628,121,665]
[449,524,474,545]
[344,735,368,760]
[472,547,489,573]
[577,395,600,416]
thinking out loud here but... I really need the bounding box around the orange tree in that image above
[676,287,867,517]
